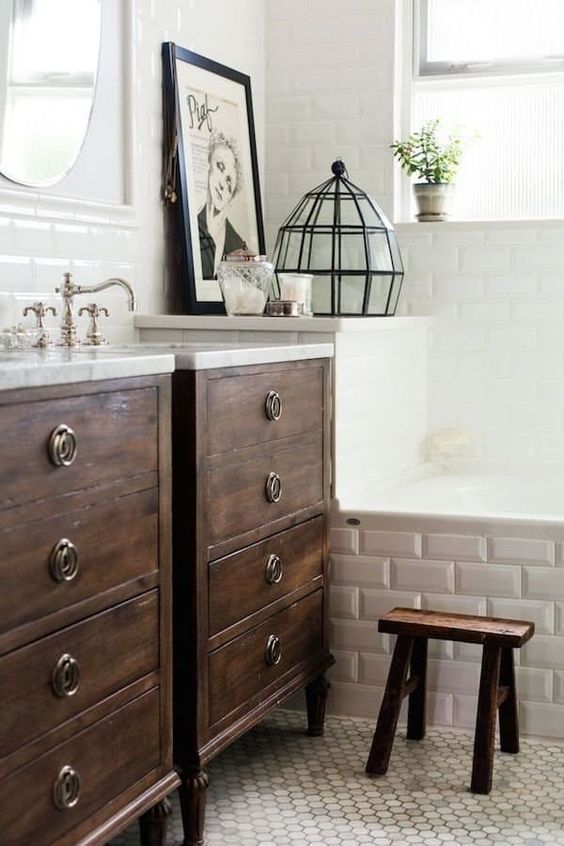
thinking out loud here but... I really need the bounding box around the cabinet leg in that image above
[179,768,209,846]
[139,797,173,846]
[305,673,331,737]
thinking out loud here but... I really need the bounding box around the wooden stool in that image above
[365,607,535,794]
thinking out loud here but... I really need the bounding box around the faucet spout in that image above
[76,277,137,311]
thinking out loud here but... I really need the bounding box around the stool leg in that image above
[407,637,427,741]
[499,647,519,754]
[366,635,413,776]
[471,642,502,794]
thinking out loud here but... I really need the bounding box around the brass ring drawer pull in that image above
[53,765,81,810]
[50,539,79,583]
[265,391,282,421]
[48,424,77,467]
[265,472,282,503]
[265,554,283,585]
[52,653,81,698]
[265,634,282,667]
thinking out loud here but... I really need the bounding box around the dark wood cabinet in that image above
[0,375,179,846]
[171,357,333,846]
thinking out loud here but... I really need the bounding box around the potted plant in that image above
[391,118,463,221]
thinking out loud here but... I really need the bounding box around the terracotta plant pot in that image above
[413,183,453,222]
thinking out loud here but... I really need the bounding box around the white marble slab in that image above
[134,314,432,333]
[98,341,334,370]
[0,340,334,391]
[0,348,175,392]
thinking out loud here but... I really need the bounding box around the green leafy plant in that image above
[391,118,463,184]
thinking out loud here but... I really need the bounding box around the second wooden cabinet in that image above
[171,357,333,846]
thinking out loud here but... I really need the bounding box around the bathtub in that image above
[339,469,564,524]
[328,469,564,740]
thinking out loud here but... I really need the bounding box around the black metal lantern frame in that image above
[273,161,404,316]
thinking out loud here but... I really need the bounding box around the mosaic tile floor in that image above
[109,710,564,845]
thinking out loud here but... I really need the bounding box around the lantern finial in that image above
[331,159,346,177]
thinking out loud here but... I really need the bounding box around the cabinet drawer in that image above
[209,517,324,636]
[0,593,159,758]
[0,688,160,846]
[209,590,323,725]
[0,487,158,637]
[207,366,323,456]
[0,387,158,510]
[206,436,323,548]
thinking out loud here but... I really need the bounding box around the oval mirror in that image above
[0,0,102,187]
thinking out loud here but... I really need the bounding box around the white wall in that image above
[397,220,564,468]
[0,0,265,341]
[265,0,564,469]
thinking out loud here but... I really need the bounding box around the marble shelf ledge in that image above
[134,314,432,334]
[0,348,175,392]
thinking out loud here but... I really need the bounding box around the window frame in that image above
[394,0,564,222]
[417,0,564,79]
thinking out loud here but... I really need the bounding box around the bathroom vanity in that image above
[0,340,333,846]
[165,343,334,846]
[0,351,178,846]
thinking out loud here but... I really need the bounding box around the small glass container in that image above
[0,324,38,350]
[218,249,275,316]
[277,273,313,316]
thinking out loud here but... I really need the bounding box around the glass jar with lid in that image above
[217,248,275,316]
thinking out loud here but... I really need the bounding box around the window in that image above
[409,0,564,220]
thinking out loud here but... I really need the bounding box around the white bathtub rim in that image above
[332,498,564,541]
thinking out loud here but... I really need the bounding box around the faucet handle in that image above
[23,302,57,348]
[23,302,57,328]
[78,303,110,346]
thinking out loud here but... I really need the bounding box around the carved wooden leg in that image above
[407,637,427,741]
[471,642,502,794]
[366,635,414,776]
[305,674,331,737]
[179,769,209,846]
[498,647,519,754]
[139,797,173,846]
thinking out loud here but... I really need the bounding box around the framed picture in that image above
[162,43,265,313]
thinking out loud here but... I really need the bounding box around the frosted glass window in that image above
[412,0,564,220]
[421,0,564,73]
[414,82,564,220]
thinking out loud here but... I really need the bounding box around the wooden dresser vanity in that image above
[171,356,334,846]
[0,372,179,846]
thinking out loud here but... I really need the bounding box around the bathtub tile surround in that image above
[111,710,564,846]
[329,511,564,739]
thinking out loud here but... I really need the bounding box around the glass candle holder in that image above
[277,273,313,316]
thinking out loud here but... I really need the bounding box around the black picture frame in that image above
[162,42,265,314]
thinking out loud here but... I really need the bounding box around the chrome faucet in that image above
[55,272,136,347]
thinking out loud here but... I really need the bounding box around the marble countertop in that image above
[107,340,334,370]
[0,340,334,391]
[0,347,176,391]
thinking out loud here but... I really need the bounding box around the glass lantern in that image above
[273,160,404,316]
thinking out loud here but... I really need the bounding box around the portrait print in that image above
[163,44,265,312]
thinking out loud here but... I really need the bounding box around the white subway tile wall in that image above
[265,1,564,468]
[0,0,266,338]
[328,512,564,738]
